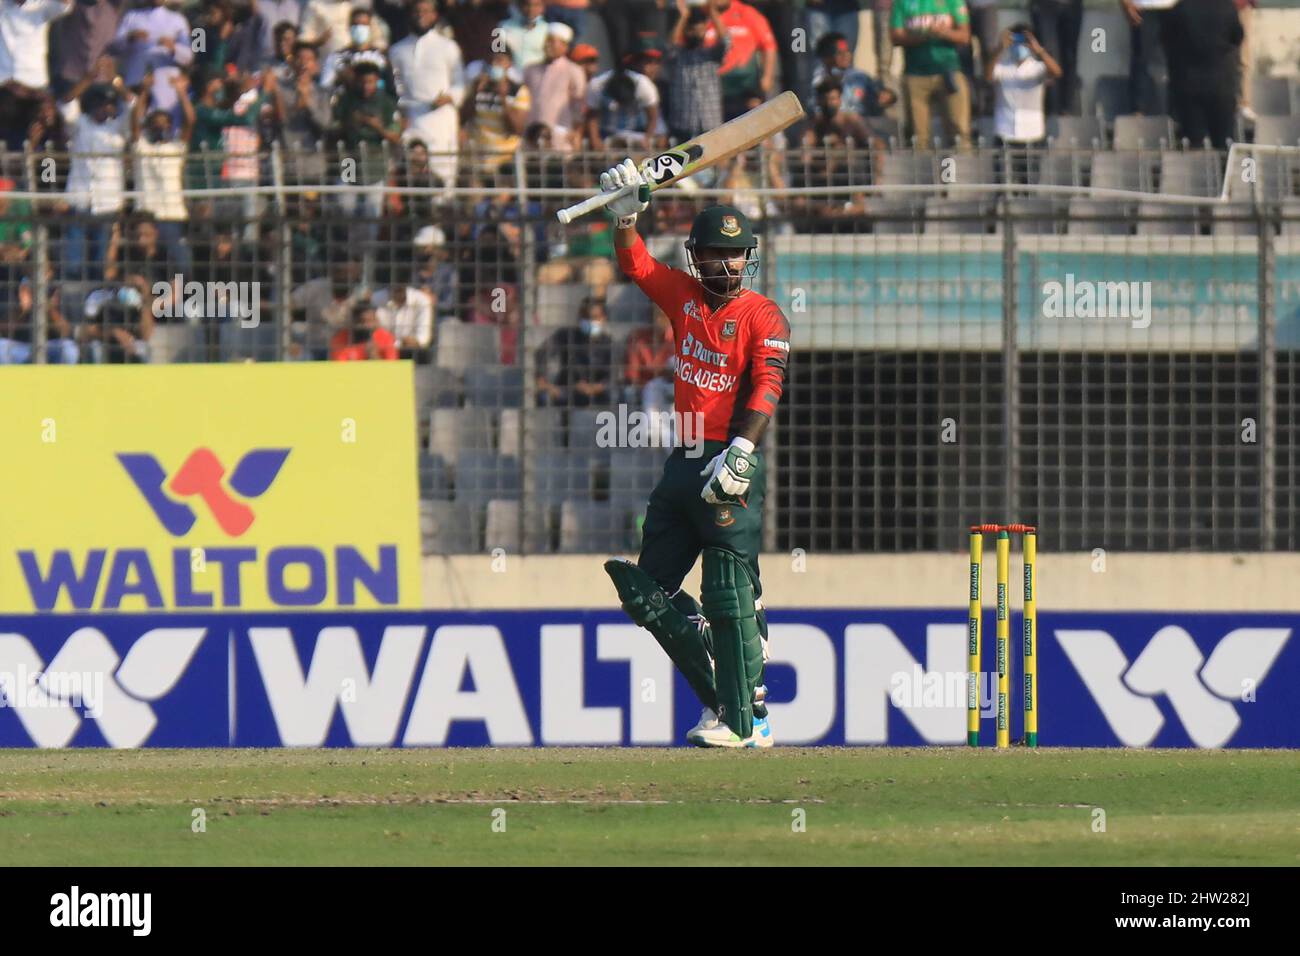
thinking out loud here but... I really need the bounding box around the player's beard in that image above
[700,270,743,299]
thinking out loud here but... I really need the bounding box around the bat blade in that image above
[556,90,805,224]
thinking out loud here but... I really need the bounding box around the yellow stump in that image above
[1023,530,1038,748]
[996,530,1010,749]
[967,531,983,747]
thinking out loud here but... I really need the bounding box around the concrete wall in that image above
[422,552,1300,611]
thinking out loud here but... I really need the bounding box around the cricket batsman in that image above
[599,159,791,749]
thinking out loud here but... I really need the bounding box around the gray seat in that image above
[1089,151,1147,193]
[607,281,651,327]
[420,499,482,554]
[413,364,461,410]
[497,406,565,455]
[923,198,989,235]
[567,408,606,450]
[871,198,925,234]
[558,500,627,553]
[1253,115,1300,147]
[1210,204,1261,237]
[1066,199,1131,235]
[607,447,665,503]
[454,450,520,504]
[946,152,998,201]
[418,452,452,500]
[526,449,594,506]
[1135,200,1197,236]
[1159,151,1220,197]
[1049,115,1104,148]
[428,407,495,463]
[484,498,549,553]
[435,321,500,369]
[536,282,589,327]
[149,324,203,363]
[1112,114,1174,149]
[1032,151,1082,188]
[1004,198,1061,235]
[1251,76,1293,117]
[876,151,936,186]
[464,364,524,408]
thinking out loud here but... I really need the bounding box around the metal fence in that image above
[2,145,1299,554]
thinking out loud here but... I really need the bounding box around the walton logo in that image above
[0,627,206,747]
[117,448,290,537]
[1056,626,1291,747]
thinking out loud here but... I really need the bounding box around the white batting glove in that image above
[599,157,649,227]
[700,437,757,505]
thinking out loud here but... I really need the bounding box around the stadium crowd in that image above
[0,0,1268,370]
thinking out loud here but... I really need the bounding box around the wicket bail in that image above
[967,524,1038,748]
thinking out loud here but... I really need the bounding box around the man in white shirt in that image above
[0,0,72,90]
[986,26,1062,144]
[373,283,433,358]
[389,0,463,187]
[524,20,585,150]
[496,0,548,69]
[298,0,354,58]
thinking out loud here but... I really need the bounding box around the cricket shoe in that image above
[690,714,774,749]
[686,707,720,745]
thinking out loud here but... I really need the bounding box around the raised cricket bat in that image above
[555,90,805,224]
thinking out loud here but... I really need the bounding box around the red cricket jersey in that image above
[616,233,790,442]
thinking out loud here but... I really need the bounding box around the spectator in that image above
[258,0,305,65]
[299,0,354,59]
[80,282,151,362]
[0,177,33,262]
[807,0,864,56]
[191,0,264,78]
[497,0,548,69]
[524,20,585,150]
[331,60,401,216]
[110,0,192,125]
[389,0,462,189]
[623,304,674,390]
[52,0,126,100]
[269,21,300,82]
[891,0,972,146]
[584,55,661,149]
[804,78,878,148]
[192,70,282,220]
[461,47,529,168]
[1120,0,1168,117]
[280,40,331,182]
[963,0,999,113]
[986,26,1061,145]
[104,215,181,321]
[544,0,590,34]
[1236,0,1255,122]
[571,42,600,81]
[701,0,776,119]
[25,89,67,150]
[0,279,78,363]
[811,31,896,120]
[330,301,398,360]
[873,0,894,79]
[666,1,728,143]
[535,294,613,408]
[59,56,133,282]
[0,0,71,91]
[374,281,432,358]
[599,0,669,68]
[443,0,509,64]
[292,260,362,359]
[721,88,789,223]
[1028,0,1081,115]
[130,70,193,273]
[412,224,457,321]
[1160,0,1241,148]
[320,6,391,88]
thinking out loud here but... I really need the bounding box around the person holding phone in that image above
[985,25,1061,145]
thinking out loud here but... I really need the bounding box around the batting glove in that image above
[700,437,758,505]
[600,158,649,227]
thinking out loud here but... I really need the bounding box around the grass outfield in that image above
[1,748,1297,866]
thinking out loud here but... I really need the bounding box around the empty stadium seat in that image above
[464,364,524,408]
[568,408,606,450]
[526,449,594,506]
[607,281,652,326]
[1210,204,1260,237]
[537,282,588,327]
[559,500,627,553]
[1089,151,1147,193]
[455,449,521,504]
[418,452,452,500]
[607,447,666,503]
[428,407,495,463]
[1048,115,1104,148]
[871,198,925,234]
[149,324,203,363]
[1251,76,1293,117]
[413,364,461,410]
[1066,199,1131,235]
[946,153,998,201]
[420,499,482,553]
[1004,198,1061,235]
[1032,151,1082,188]
[1112,114,1174,149]
[498,406,565,455]
[1253,116,1300,147]
[1159,151,1220,197]
[435,321,500,369]
[876,151,935,186]
[1089,75,1130,121]
[484,498,550,553]
[923,198,989,235]
[1135,200,1197,236]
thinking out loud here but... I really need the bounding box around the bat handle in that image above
[556,183,634,225]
